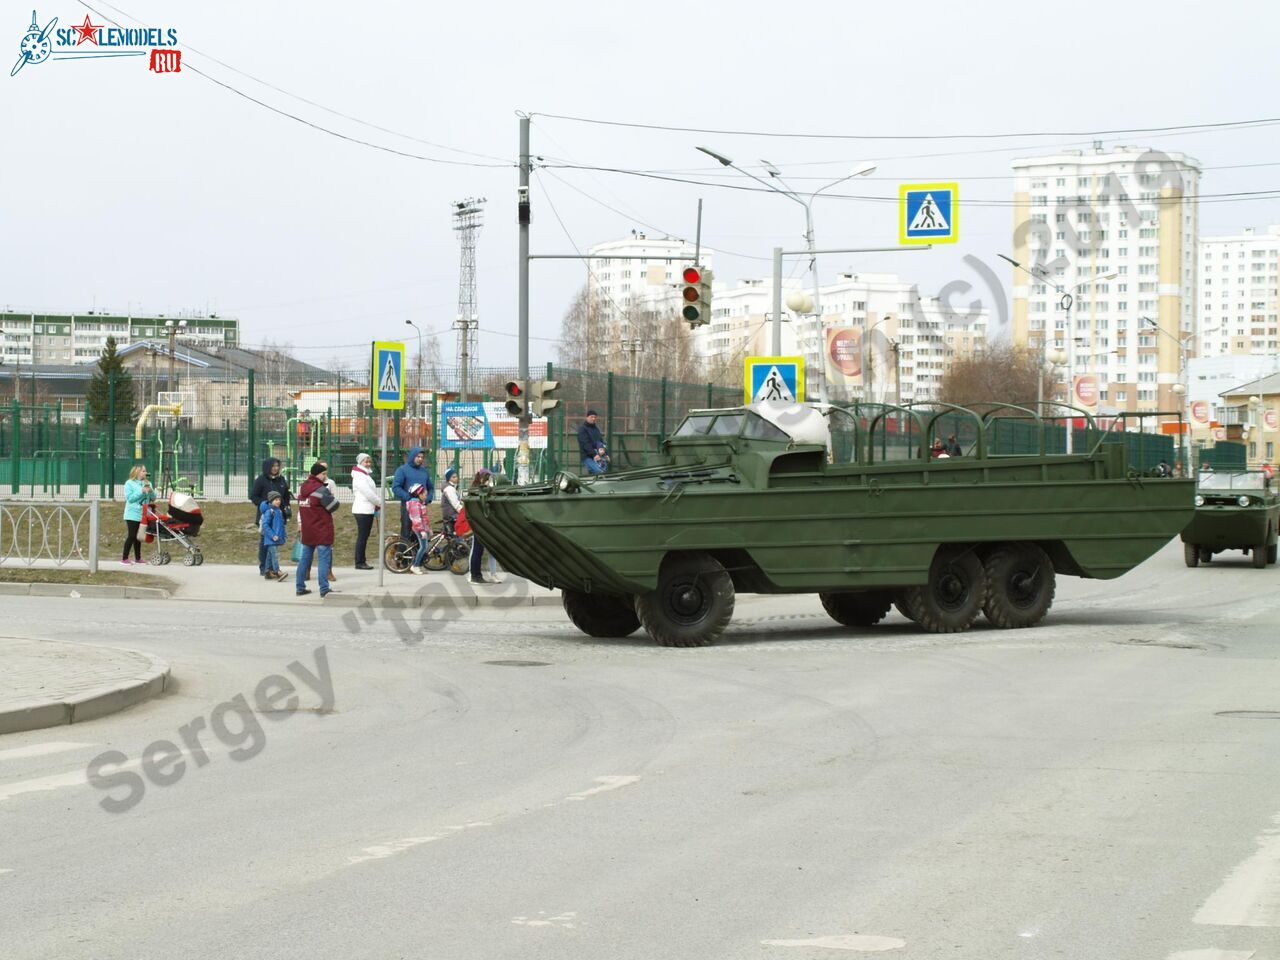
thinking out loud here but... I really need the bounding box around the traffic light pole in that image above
[517,114,531,484]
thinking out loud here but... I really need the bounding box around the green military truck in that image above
[1181,468,1280,569]
[468,402,1193,647]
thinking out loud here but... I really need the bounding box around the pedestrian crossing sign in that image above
[370,340,406,410]
[744,355,804,405]
[899,182,958,245]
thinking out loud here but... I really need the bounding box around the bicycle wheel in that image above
[383,537,413,574]
[449,537,472,576]
[424,535,447,571]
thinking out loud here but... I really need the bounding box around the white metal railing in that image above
[0,500,100,571]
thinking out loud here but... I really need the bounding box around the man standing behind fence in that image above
[577,410,609,475]
[250,458,292,577]
[391,446,433,543]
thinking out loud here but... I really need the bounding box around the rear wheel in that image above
[424,535,447,571]
[1199,548,1213,564]
[635,552,735,647]
[1268,543,1277,565]
[1253,542,1267,569]
[1183,542,1200,567]
[901,547,987,634]
[983,544,1055,629]
[819,590,893,627]
[893,594,918,623]
[562,590,640,638]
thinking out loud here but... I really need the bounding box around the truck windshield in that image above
[1198,471,1267,491]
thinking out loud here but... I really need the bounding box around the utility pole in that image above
[516,115,531,483]
[164,319,186,394]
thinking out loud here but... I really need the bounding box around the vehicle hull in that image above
[1181,503,1280,552]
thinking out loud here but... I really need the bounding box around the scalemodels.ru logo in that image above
[11,8,180,77]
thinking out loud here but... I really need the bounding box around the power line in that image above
[75,0,512,168]
[532,110,1280,142]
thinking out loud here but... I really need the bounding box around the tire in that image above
[1199,548,1212,564]
[635,552,735,647]
[1268,543,1277,566]
[893,594,918,623]
[424,538,447,572]
[182,552,197,567]
[819,590,893,627]
[562,590,641,638]
[901,547,987,634]
[1183,542,1200,567]
[983,544,1055,629]
[1253,543,1267,569]
[383,538,411,574]
[159,551,171,566]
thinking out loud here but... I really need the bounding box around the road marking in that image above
[1194,813,1280,927]
[564,775,640,801]
[0,869,11,876]
[1167,950,1255,959]
[0,741,96,763]
[512,911,577,929]
[761,935,905,951]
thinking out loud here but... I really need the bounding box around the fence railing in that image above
[0,500,100,571]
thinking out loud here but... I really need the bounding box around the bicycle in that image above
[383,529,471,575]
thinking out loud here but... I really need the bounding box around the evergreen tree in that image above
[86,336,137,425]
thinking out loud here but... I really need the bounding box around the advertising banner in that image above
[1071,374,1099,413]
[824,328,863,388]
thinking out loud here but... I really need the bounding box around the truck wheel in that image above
[1253,543,1268,569]
[1268,543,1278,565]
[635,552,735,647]
[820,590,893,627]
[562,590,640,638]
[893,594,918,623]
[902,548,987,634]
[1199,548,1212,564]
[983,545,1055,628]
[1183,542,1200,568]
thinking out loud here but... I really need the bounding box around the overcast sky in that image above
[4,0,1280,373]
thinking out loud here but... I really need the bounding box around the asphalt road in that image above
[2,540,1279,960]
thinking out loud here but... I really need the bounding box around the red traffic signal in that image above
[504,380,523,398]
[682,266,701,284]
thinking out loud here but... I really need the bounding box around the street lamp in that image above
[697,147,877,397]
[163,318,187,393]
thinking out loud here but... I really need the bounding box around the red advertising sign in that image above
[1191,400,1210,424]
[824,328,862,382]
[1072,374,1099,412]
[1266,409,1279,431]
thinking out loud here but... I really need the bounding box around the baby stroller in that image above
[143,490,205,566]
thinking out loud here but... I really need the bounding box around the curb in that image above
[0,642,171,736]
[0,583,170,600]
[171,590,561,609]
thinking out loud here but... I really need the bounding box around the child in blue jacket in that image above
[259,491,287,581]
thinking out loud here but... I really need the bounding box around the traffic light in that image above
[503,379,526,417]
[529,379,560,418]
[680,265,713,326]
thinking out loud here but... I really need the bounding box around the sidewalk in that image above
[14,557,562,608]
[0,637,170,735]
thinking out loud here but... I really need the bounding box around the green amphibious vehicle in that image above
[467,402,1194,647]
[1180,469,1280,569]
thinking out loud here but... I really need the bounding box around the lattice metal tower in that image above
[452,197,486,399]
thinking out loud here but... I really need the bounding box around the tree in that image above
[937,343,1054,407]
[86,336,137,425]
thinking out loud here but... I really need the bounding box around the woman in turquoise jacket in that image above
[122,464,156,564]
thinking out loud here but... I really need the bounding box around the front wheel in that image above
[383,537,412,574]
[983,544,1055,628]
[1183,542,1200,567]
[901,547,987,634]
[562,590,640,638]
[1253,542,1268,569]
[1268,542,1277,566]
[820,590,893,627]
[635,552,735,647]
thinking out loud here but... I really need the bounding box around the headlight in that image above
[558,475,579,493]
[1194,495,1205,507]
[1237,495,1251,507]
[559,476,571,492]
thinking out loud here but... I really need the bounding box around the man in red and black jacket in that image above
[296,463,339,598]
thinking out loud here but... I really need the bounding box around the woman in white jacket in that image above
[351,453,380,570]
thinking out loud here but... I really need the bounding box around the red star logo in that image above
[72,14,101,45]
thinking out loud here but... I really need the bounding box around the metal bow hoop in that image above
[0,503,90,567]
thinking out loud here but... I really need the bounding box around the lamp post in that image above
[163,319,187,393]
[1142,316,1221,473]
[697,147,876,399]
[404,319,424,410]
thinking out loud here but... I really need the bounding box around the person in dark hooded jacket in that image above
[250,457,292,575]
[391,446,433,542]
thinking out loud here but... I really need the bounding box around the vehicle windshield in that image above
[1197,471,1267,491]
[672,411,790,441]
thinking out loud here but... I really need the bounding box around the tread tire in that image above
[894,594,918,623]
[983,544,1055,629]
[1199,547,1213,564]
[901,547,987,634]
[562,590,641,638]
[819,590,893,627]
[1183,542,1199,567]
[635,552,735,647]
[1268,542,1277,565]
[1253,542,1267,569]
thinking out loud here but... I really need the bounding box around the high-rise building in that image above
[1198,225,1280,358]
[586,233,713,336]
[1010,146,1201,414]
[694,272,988,402]
[0,311,240,365]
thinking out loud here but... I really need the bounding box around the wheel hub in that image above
[935,571,968,609]
[666,580,710,623]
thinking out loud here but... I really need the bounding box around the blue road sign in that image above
[900,182,958,245]
[371,341,406,410]
[744,355,804,404]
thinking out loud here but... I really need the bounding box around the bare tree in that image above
[937,344,1054,406]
